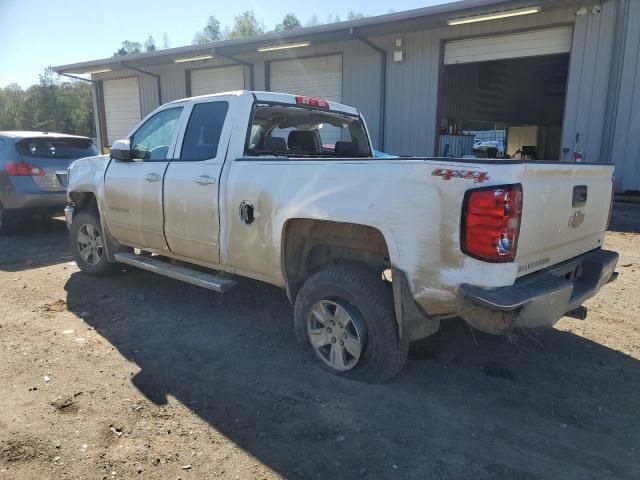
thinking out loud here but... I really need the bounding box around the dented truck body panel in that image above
[66,91,617,341]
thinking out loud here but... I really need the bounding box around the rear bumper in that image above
[2,192,67,212]
[457,249,618,334]
[0,176,66,211]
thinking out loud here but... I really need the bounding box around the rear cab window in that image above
[245,103,372,158]
[16,137,98,159]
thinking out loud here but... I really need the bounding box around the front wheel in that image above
[70,210,114,276]
[294,264,409,383]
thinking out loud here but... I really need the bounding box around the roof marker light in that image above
[447,6,541,26]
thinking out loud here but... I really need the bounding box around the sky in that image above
[0,0,452,89]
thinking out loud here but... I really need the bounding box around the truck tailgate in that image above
[515,162,614,277]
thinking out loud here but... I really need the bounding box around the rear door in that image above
[515,162,614,276]
[103,106,183,250]
[163,99,233,263]
[16,137,98,192]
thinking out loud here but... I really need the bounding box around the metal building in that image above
[53,0,640,192]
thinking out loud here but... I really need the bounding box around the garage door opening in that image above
[438,28,572,161]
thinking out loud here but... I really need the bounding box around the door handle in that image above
[144,173,161,182]
[194,175,216,186]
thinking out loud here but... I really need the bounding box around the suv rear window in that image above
[246,104,372,158]
[16,138,98,159]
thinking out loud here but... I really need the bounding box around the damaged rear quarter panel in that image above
[222,158,522,316]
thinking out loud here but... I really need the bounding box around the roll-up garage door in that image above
[190,65,245,97]
[444,26,573,65]
[103,77,141,146]
[269,54,342,102]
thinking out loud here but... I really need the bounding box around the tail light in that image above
[295,96,329,108]
[6,161,45,176]
[462,184,523,262]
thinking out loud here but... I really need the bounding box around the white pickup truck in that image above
[65,91,618,382]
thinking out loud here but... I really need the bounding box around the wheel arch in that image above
[281,218,392,302]
[68,191,98,214]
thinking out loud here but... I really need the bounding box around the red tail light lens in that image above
[295,96,329,108]
[6,161,45,176]
[462,184,523,262]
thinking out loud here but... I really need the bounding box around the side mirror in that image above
[110,139,132,161]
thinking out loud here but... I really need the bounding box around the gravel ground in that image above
[0,204,638,480]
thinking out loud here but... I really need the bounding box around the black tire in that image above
[70,210,114,276]
[0,203,9,235]
[294,263,409,383]
[0,202,11,236]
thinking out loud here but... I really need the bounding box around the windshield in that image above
[245,104,372,158]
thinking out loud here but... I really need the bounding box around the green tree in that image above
[275,13,302,32]
[0,68,94,137]
[113,40,143,56]
[229,10,263,39]
[144,36,156,52]
[203,15,222,41]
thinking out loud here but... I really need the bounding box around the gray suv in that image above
[0,131,98,234]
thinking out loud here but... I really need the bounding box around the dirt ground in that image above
[1,204,638,480]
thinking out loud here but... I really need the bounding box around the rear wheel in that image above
[70,210,114,276]
[294,263,409,383]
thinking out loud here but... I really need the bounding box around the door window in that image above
[130,107,183,161]
[179,101,229,161]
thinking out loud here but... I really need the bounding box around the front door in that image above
[104,106,183,250]
[163,100,231,263]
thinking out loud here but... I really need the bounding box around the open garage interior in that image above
[438,27,572,160]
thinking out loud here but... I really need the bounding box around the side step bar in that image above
[113,253,237,293]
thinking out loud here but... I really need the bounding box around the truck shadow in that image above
[0,216,72,272]
[64,269,639,480]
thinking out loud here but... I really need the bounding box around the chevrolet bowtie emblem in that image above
[568,211,585,228]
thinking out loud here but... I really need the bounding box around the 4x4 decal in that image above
[431,168,490,183]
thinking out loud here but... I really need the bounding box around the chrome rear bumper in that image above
[457,249,618,334]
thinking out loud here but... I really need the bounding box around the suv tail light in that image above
[295,96,329,108]
[6,161,45,176]
[462,184,523,262]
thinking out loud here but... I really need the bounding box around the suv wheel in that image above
[294,264,409,383]
[70,210,114,276]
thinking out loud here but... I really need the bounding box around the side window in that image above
[180,101,229,161]
[130,107,183,161]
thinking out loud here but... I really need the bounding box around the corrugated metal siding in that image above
[607,0,640,192]
[561,1,617,162]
